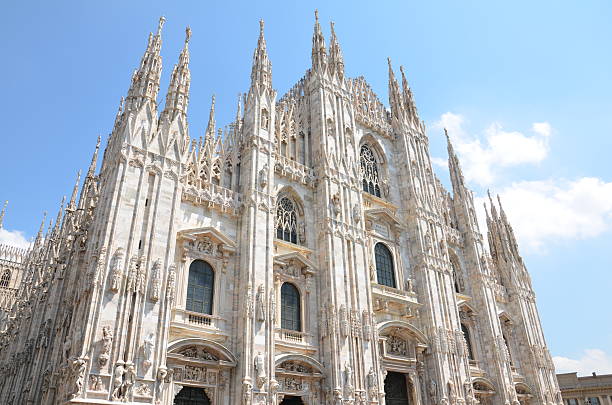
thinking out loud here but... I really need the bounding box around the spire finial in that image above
[185,26,192,44]
[315,9,319,21]
[0,200,7,229]
[157,16,166,36]
[69,170,82,210]
[259,19,265,34]
[205,94,216,140]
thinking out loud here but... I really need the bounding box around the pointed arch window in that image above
[186,260,214,315]
[360,145,381,197]
[375,243,396,288]
[461,323,475,360]
[276,196,298,244]
[281,283,301,331]
[0,270,10,288]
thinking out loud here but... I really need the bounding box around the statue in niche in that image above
[156,366,168,400]
[367,367,377,395]
[122,363,136,400]
[254,352,266,389]
[111,361,126,401]
[256,285,266,322]
[448,380,456,404]
[344,363,353,388]
[352,204,361,224]
[71,357,88,398]
[110,248,125,292]
[98,326,113,367]
[405,278,414,293]
[331,193,341,217]
[429,379,438,402]
[259,163,268,189]
[142,332,155,371]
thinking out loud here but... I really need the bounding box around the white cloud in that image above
[0,228,31,249]
[434,113,550,186]
[476,177,612,251]
[554,349,612,375]
[430,157,448,169]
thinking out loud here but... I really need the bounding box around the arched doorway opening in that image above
[174,386,211,405]
[280,395,304,405]
[384,372,411,405]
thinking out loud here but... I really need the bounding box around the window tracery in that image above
[0,269,10,288]
[276,196,298,244]
[360,145,381,197]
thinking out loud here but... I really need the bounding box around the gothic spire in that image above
[34,212,47,248]
[311,10,327,71]
[162,26,192,122]
[86,136,101,179]
[328,21,344,79]
[68,170,81,211]
[399,65,419,123]
[249,20,272,92]
[0,200,7,229]
[125,16,165,112]
[446,129,466,193]
[53,196,66,235]
[388,58,403,121]
[205,95,216,141]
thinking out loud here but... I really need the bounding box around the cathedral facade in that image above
[0,14,562,405]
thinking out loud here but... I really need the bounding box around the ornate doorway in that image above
[174,386,211,405]
[384,372,410,405]
[279,395,304,405]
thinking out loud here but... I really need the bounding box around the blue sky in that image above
[1,1,610,374]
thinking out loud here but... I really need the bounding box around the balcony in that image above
[273,154,315,187]
[371,283,420,318]
[275,329,316,354]
[171,308,228,340]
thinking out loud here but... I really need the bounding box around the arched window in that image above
[281,283,301,331]
[461,323,475,360]
[360,145,381,197]
[375,243,396,288]
[186,260,214,315]
[0,270,10,288]
[276,196,298,244]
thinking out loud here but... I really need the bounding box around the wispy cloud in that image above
[476,177,612,252]
[554,349,612,375]
[433,112,550,186]
[0,228,31,249]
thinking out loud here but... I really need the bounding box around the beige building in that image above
[557,373,612,405]
[0,13,562,405]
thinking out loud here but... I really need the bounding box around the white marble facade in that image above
[0,14,562,405]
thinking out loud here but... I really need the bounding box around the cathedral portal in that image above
[279,395,304,405]
[174,386,211,405]
[384,372,411,405]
